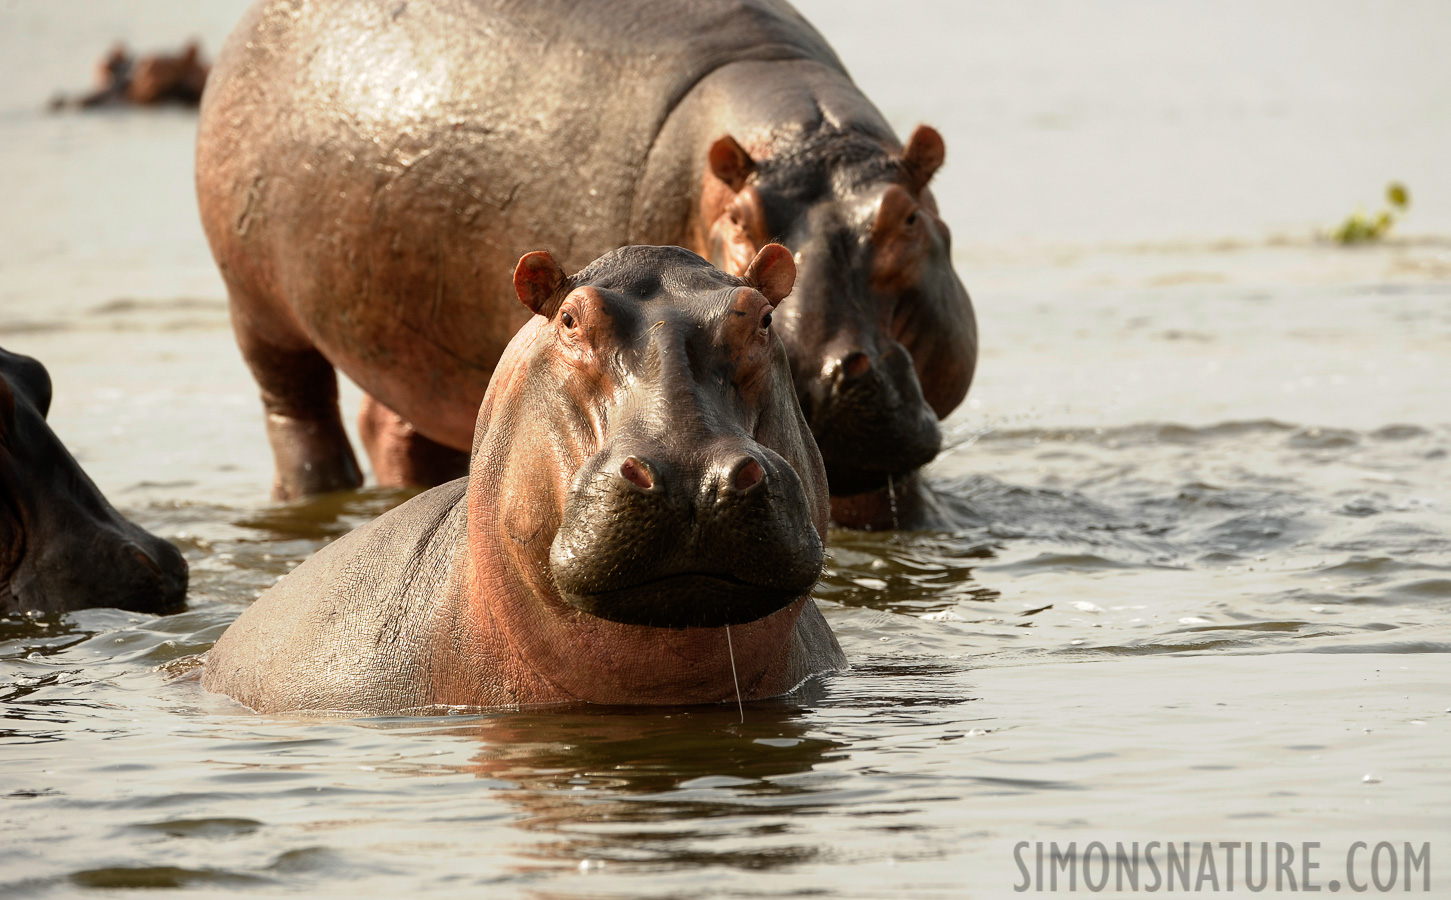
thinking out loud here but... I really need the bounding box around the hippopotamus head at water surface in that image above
[201,244,842,713]
[491,243,827,630]
[703,124,977,501]
[0,348,188,614]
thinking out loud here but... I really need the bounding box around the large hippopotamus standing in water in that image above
[197,0,977,529]
[1,347,188,614]
[203,245,845,713]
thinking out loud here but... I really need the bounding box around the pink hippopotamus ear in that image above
[743,243,795,304]
[709,135,756,192]
[902,124,945,194]
[513,250,568,316]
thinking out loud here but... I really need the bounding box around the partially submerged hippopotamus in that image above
[50,42,209,110]
[0,347,188,614]
[203,245,845,713]
[197,0,977,529]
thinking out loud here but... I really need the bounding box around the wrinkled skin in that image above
[202,245,846,715]
[50,42,209,110]
[0,347,188,615]
[197,0,976,528]
[697,121,977,529]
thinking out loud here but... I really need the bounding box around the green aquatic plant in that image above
[1331,182,1410,244]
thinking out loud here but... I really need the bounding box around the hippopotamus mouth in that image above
[548,439,825,628]
[556,571,806,629]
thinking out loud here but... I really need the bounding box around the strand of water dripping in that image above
[887,473,899,529]
[726,624,744,724]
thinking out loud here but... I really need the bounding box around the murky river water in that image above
[2,2,1448,897]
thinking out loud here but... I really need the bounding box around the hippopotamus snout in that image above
[806,339,942,496]
[607,443,764,500]
[6,515,188,615]
[114,531,189,611]
[1,346,189,615]
[550,433,824,630]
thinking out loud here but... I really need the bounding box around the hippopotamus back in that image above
[204,479,468,712]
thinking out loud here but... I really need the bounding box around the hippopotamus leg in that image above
[229,293,361,501]
[357,394,469,489]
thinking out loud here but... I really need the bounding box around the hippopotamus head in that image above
[0,348,188,614]
[703,124,978,501]
[467,242,824,638]
[471,244,827,638]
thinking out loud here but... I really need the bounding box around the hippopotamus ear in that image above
[743,243,796,304]
[902,125,946,194]
[513,250,568,317]
[709,135,756,193]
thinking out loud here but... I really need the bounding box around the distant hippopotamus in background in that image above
[50,41,209,110]
[203,245,845,713]
[0,347,188,615]
[196,0,977,529]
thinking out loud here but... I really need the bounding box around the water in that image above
[2,1,1449,896]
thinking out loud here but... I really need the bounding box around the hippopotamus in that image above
[0,347,188,615]
[196,0,977,529]
[203,245,845,713]
[50,42,209,110]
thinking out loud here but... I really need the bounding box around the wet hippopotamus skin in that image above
[196,0,977,529]
[202,245,846,714]
[0,347,188,615]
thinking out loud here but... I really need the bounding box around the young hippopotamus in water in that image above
[203,246,846,714]
[197,0,977,530]
[0,347,188,615]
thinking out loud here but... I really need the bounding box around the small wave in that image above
[1384,578,1451,600]
[1370,424,1431,441]
[1287,426,1359,450]
[69,866,269,889]
[970,419,1298,449]
[129,816,262,839]
[983,552,1150,575]
[1315,556,1444,577]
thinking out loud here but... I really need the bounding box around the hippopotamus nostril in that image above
[841,351,873,381]
[730,457,765,494]
[618,456,656,491]
[125,542,165,579]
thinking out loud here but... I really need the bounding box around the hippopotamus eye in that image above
[905,210,919,227]
[560,310,577,330]
[760,311,772,330]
